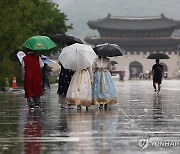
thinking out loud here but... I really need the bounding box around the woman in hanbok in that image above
[66,67,93,110]
[22,49,44,110]
[92,56,117,109]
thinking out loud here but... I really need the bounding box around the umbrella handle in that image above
[77,71,82,91]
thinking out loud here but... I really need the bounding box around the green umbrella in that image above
[22,35,57,50]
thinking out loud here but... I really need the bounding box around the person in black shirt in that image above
[42,63,51,91]
[152,59,164,94]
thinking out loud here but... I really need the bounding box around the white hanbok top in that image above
[93,57,111,71]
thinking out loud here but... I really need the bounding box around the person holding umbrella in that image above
[51,34,83,109]
[92,43,123,109]
[22,35,57,110]
[92,56,117,109]
[66,66,93,110]
[58,43,97,110]
[22,48,44,110]
[147,52,169,94]
[152,59,164,94]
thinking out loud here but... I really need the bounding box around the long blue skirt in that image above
[92,70,117,105]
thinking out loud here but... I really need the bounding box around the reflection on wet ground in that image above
[0,80,180,153]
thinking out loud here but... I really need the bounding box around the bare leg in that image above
[153,83,157,91]
[158,84,161,93]
[59,95,66,108]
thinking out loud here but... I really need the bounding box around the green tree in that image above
[0,0,72,87]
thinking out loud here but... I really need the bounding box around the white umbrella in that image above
[17,51,26,64]
[59,43,97,71]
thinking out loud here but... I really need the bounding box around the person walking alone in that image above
[152,59,164,94]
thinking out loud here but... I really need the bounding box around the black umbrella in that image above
[50,34,83,45]
[147,53,170,59]
[111,60,118,65]
[93,43,123,57]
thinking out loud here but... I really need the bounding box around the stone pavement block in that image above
[1,80,180,153]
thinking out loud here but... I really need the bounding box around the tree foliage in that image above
[0,0,72,87]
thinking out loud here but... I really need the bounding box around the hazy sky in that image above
[52,0,180,38]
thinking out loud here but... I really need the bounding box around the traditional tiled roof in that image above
[87,14,180,30]
[85,37,180,51]
[85,36,180,45]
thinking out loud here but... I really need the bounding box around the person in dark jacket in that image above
[57,63,74,108]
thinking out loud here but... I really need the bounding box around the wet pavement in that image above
[1,80,180,154]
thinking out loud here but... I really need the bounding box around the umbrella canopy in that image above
[22,35,57,50]
[111,60,118,65]
[93,43,123,57]
[59,43,97,71]
[16,51,56,64]
[17,51,26,64]
[147,53,170,59]
[51,34,83,45]
[41,55,57,64]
